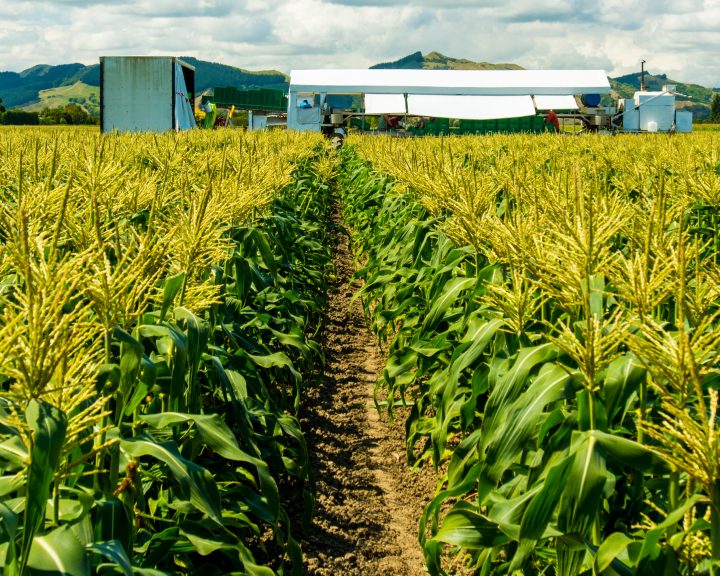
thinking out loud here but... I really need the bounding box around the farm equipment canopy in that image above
[289,68,607,121]
[289,69,610,96]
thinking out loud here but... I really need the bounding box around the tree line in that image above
[0,98,98,125]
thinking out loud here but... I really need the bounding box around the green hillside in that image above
[0,63,92,108]
[371,51,523,71]
[21,81,98,114]
[610,71,714,104]
[1,58,288,112]
[179,57,287,93]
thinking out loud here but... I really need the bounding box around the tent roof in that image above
[533,95,579,110]
[289,69,610,96]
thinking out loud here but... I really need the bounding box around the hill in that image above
[0,58,288,112]
[0,63,97,108]
[178,57,287,92]
[371,51,523,71]
[21,81,99,115]
[610,71,714,104]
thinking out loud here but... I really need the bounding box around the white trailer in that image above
[100,56,196,133]
[617,85,692,133]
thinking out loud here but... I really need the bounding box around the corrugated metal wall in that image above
[101,57,173,132]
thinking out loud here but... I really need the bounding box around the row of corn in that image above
[342,132,720,575]
[0,127,334,575]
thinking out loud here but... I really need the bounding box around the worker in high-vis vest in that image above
[201,102,217,129]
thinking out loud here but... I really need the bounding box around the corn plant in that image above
[344,131,720,575]
[0,127,332,575]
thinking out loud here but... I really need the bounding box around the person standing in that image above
[201,102,217,129]
[545,109,560,133]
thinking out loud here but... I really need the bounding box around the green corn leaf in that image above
[450,316,504,380]
[93,498,133,554]
[87,540,133,576]
[123,354,156,418]
[557,432,608,576]
[208,358,257,455]
[248,351,301,382]
[590,429,668,471]
[0,475,24,499]
[487,483,543,532]
[179,521,275,576]
[121,435,222,525]
[484,362,571,487]
[586,274,606,319]
[140,412,280,522]
[508,454,576,571]
[430,503,510,549]
[0,501,18,575]
[594,532,634,573]
[160,272,185,322]
[482,343,559,446]
[520,453,576,540]
[21,400,68,574]
[602,354,645,422]
[421,277,475,333]
[249,228,278,281]
[113,327,144,405]
[173,307,210,413]
[634,495,704,567]
[0,435,28,468]
[138,324,188,413]
[447,428,483,489]
[26,523,88,576]
[141,412,249,463]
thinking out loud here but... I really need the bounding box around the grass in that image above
[21,81,99,114]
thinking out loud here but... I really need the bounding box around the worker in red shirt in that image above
[545,109,560,133]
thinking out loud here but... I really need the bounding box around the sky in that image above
[1,0,719,87]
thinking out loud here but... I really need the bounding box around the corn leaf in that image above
[26,524,87,576]
[121,435,222,525]
[21,400,68,573]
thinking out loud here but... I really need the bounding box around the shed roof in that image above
[289,69,610,96]
[100,56,195,71]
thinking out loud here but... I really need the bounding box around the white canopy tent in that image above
[364,93,406,115]
[407,95,536,120]
[533,95,579,111]
[290,69,610,96]
[287,68,609,130]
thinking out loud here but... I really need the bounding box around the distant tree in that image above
[0,97,5,113]
[65,103,95,125]
[40,104,97,125]
[2,109,39,125]
[711,93,720,122]
[40,107,71,125]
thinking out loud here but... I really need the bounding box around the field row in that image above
[0,127,332,575]
[343,132,720,575]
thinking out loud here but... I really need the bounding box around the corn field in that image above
[2,125,720,575]
[341,131,720,575]
[0,126,333,575]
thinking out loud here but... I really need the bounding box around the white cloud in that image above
[0,0,718,87]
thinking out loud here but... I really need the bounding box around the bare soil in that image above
[298,204,435,575]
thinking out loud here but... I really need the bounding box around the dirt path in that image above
[298,203,434,575]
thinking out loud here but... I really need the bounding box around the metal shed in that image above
[100,56,196,133]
